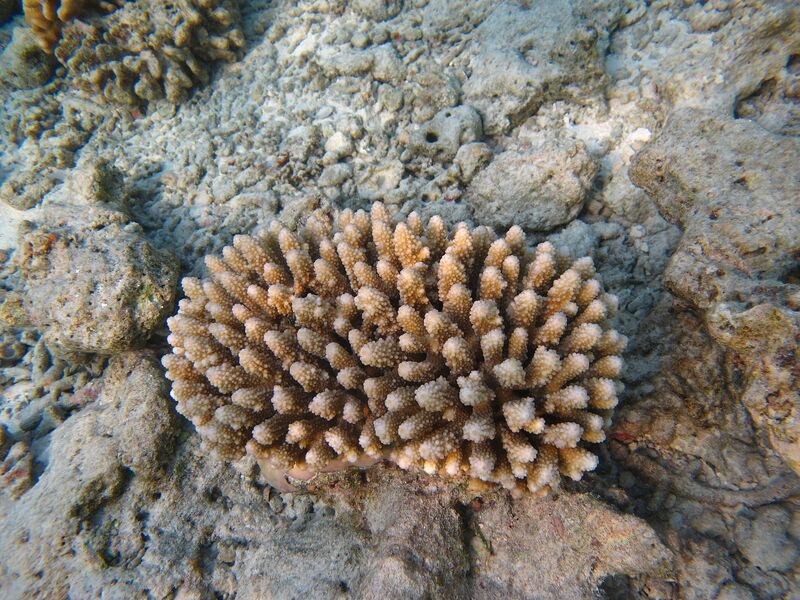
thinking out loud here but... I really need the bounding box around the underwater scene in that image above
[0,0,798,598]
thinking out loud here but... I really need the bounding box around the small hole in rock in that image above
[425,132,438,143]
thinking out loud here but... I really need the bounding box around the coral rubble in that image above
[163,202,625,494]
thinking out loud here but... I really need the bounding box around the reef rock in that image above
[352,0,403,22]
[0,26,56,90]
[12,161,179,355]
[463,0,624,135]
[407,106,484,162]
[630,108,800,474]
[0,348,669,599]
[323,469,672,600]
[466,137,597,231]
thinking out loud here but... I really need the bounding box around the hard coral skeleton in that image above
[163,203,626,495]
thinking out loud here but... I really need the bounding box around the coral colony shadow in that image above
[163,202,625,495]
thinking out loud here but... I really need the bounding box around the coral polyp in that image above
[162,202,625,494]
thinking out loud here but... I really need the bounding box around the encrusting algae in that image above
[162,202,626,495]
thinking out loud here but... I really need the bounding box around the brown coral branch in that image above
[163,203,626,495]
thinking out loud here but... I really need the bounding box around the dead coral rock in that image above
[0,165,58,211]
[466,137,597,231]
[164,202,626,495]
[352,0,402,21]
[629,108,799,310]
[735,505,798,573]
[610,302,800,598]
[0,352,166,597]
[15,161,178,355]
[313,467,670,600]
[463,0,623,135]
[0,26,56,89]
[613,311,792,499]
[0,357,667,598]
[630,108,800,474]
[706,303,800,476]
[473,492,672,598]
[54,0,244,106]
[0,441,34,499]
[0,424,10,459]
[356,480,470,599]
[406,105,484,162]
[735,56,800,136]
[98,352,178,480]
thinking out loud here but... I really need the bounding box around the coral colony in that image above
[24,0,243,104]
[163,203,625,495]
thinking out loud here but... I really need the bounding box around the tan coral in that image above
[23,0,127,52]
[25,0,244,106]
[163,203,626,494]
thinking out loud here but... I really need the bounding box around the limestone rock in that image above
[370,43,404,85]
[355,480,470,599]
[15,161,178,355]
[466,137,597,231]
[101,352,178,480]
[407,106,483,162]
[630,109,800,474]
[0,26,56,89]
[471,492,672,598]
[352,0,403,21]
[706,303,800,476]
[312,468,672,600]
[463,0,623,135]
[735,505,798,573]
[357,160,404,201]
[453,142,492,184]
[629,108,799,309]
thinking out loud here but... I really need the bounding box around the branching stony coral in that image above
[23,0,127,51]
[163,203,626,495]
[24,0,244,106]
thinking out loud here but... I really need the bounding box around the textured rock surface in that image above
[466,136,597,231]
[629,109,799,311]
[630,109,800,476]
[462,0,623,135]
[0,25,54,89]
[12,161,178,355]
[406,105,484,162]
